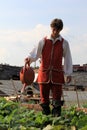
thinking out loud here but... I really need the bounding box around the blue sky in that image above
[0,0,87,66]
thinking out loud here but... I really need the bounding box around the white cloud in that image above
[0,48,6,56]
[0,25,51,66]
[0,25,87,66]
[69,33,87,65]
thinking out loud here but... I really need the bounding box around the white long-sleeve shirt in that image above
[28,35,73,76]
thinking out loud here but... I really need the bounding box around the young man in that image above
[25,18,73,116]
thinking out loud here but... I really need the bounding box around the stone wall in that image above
[0,64,22,80]
[0,64,87,87]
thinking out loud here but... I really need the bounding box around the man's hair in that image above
[50,18,63,31]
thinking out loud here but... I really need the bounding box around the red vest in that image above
[37,38,64,84]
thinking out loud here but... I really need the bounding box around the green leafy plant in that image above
[0,97,87,130]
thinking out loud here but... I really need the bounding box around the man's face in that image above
[51,27,60,39]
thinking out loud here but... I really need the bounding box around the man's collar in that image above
[46,35,62,41]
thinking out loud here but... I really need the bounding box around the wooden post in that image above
[75,86,80,108]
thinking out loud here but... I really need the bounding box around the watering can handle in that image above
[24,62,30,69]
[24,57,30,68]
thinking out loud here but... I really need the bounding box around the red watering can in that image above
[20,63,35,85]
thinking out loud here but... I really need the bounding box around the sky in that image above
[0,0,87,67]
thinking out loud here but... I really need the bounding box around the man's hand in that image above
[66,76,72,83]
[24,57,31,66]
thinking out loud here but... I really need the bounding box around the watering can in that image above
[20,63,35,85]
